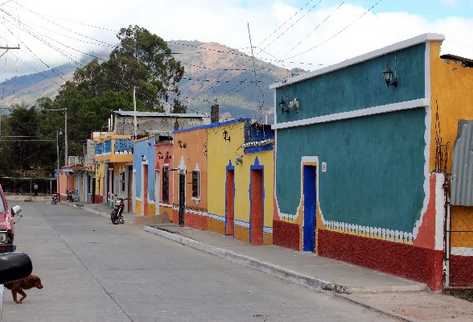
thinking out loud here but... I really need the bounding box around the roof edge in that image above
[270,33,445,90]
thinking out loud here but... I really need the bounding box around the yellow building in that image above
[207,119,274,245]
[93,132,134,211]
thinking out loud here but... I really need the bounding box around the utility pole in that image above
[247,22,264,118]
[0,44,19,59]
[133,28,138,140]
[64,108,68,165]
[56,129,61,196]
[133,86,137,139]
[44,108,68,165]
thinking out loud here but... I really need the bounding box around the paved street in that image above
[3,202,395,322]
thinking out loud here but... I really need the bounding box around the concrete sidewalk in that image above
[77,204,473,322]
[143,224,473,322]
[145,224,424,294]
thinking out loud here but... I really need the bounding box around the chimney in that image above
[211,104,219,123]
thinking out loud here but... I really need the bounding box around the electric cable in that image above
[286,0,385,60]
[284,1,346,56]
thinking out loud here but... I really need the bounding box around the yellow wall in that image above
[95,161,105,196]
[207,122,246,218]
[234,151,274,228]
[430,40,473,248]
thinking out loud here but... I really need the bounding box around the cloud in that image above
[0,0,472,79]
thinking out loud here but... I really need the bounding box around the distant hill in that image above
[0,63,77,108]
[0,40,304,119]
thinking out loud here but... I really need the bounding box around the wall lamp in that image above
[235,155,243,166]
[383,66,398,87]
[223,130,231,142]
[178,140,187,149]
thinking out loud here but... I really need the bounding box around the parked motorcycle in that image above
[51,193,59,205]
[66,190,73,202]
[110,197,126,225]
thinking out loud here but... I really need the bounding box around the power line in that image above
[9,0,117,33]
[1,9,103,63]
[284,1,346,57]
[0,16,68,82]
[257,0,324,54]
[286,0,385,60]
[11,1,116,48]
[0,8,84,66]
[256,0,321,51]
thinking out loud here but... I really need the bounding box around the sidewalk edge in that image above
[144,225,415,322]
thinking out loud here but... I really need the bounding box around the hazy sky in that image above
[0,0,472,80]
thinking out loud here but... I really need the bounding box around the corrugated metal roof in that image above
[113,110,207,118]
[440,54,473,68]
[451,120,473,206]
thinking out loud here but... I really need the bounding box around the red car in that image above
[0,185,21,253]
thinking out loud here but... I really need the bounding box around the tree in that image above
[50,25,186,156]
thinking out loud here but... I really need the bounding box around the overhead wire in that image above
[284,1,346,56]
[255,0,319,50]
[10,0,116,48]
[0,15,68,82]
[1,8,104,63]
[0,7,84,66]
[256,0,324,54]
[286,0,385,60]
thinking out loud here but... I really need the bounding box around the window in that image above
[162,166,169,203]
[121,172,126,192]
[192,170,200,199]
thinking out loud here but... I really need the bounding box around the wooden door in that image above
[225,169,235,236]
[250,169,264,245]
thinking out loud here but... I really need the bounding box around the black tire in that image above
[111,210,118,225]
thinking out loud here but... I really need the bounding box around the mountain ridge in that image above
[0,40,303,118]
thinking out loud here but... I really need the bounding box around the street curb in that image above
[144,225,344,292]
[336,294,414,322]
[144,225,415,322]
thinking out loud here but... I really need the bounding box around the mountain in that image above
[0,40,303,118]
[0,63,77,108]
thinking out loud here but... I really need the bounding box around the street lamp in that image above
[56,129,63,199]
[44,108,68,165]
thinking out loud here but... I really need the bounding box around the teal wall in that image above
[276,44,426,123]
[276,108,426,232]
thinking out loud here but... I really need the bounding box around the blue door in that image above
[303,166,316,252]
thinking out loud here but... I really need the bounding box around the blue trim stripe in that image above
[245,144,273,154]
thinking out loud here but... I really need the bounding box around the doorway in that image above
[250,167,264,245]
[155,171,160,216]
[143,163,148,216]
[303,165,317,252]
[225,165,235,236]
[91,178,96,203]
[127,166,133,213]
[178,172,186,226]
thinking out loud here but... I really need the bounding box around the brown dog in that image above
[4,274,43,304]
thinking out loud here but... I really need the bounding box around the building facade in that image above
[133,137,157,216]
[111,110,208,136]
[271,34,473,289]
[155,137,174,220]
[171,126,208,227]
[165,119,275,245]
[94,132,134,210]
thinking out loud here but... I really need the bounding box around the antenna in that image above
[247,22,264,119]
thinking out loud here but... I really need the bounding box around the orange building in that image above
[170,127,208,227]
